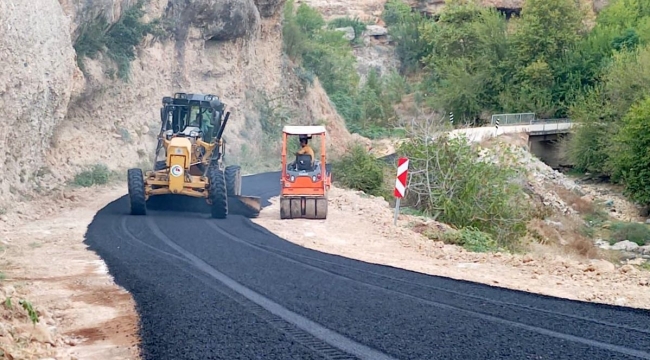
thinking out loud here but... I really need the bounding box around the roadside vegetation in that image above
[74,0,167,80]
[282,0,408,139]
[72,163,119,187]
[283,0,650,254]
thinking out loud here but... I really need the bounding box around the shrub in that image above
[609,221,650,246]
[331,144,386,197]
[442,227,499,253]
[74,0,163,80]
[328,16,367,44]
[74,164,112,187]
[398,134,532,248]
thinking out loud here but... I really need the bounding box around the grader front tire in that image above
[127,168,147,215]
[208,167,228,219]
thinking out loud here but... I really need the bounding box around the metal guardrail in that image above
[490,113,573,132]
[490,113,536,125]
[527,118,574,134]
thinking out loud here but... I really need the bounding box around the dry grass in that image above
[553,185,601,215]
[527,215,600,259]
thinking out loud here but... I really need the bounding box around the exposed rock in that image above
[594,239,610,250]
[611,240,640,252]
[0,0,76,202]
[363,25,387,37]
[584,259,616,273]
[59,0,135,39]
[170,0,261,41]
[336,27,356,41]
[254,0,286,17]
[637,245,650,255]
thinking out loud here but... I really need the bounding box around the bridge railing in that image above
[528,118,573,133]
[490,113,536,126]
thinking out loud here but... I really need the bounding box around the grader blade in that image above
[227,195,262,218]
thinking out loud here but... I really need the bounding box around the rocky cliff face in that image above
[0,0,76,201]
[0,0,355,207]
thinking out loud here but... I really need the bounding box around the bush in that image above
[328,16,367,44]
[331,144,386,196]
[74,0,163,80]
[398,134,532,248]
[442,227,499,253]
[609,221,650,246]
[74,164,112,187]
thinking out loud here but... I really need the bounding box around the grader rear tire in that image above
[225,165,242,196]
[127,168,147,215]
[208,166,228,219]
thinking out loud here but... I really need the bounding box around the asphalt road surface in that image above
[85,171,650,360]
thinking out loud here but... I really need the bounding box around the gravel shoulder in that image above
[253,186,650,310]
[0,184,139,360]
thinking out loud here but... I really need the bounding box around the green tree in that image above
[566,86,617,173]
[601,45,650,117]
[418,1,509,122]
[502,0,586,116]
[382,0,429,74]
[282,0,306,59]
[296,3,326,34]
[609,97,650,205]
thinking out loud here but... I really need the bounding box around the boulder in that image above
[364,25,388,37]
[169,0,261,41]
[335,27,356,41]
[611,240,640,252]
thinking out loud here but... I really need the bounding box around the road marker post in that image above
[393,157,409,225]
[494,118,500,137]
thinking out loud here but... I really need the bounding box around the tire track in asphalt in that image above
[203,219,650,359]
[86,171,650,359]
[143,216,399,360]
[235,219,650,335]
[118,217,335,360]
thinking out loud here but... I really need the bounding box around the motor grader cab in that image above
[126,93,262,218]
[280,126,331,219]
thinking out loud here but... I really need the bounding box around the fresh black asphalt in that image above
[84,171,650,360]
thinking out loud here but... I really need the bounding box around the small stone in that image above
[2,285,16,298]
[585,259,616,273]
[619,264,637,274]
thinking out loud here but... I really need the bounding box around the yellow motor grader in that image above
[126,93,261,218]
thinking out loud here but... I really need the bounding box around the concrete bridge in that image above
[447,114,575,168]
[381,115,575,169]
